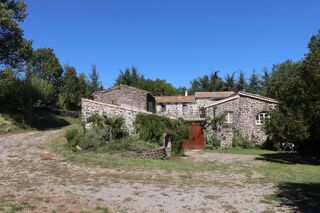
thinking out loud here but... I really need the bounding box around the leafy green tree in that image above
[0,0,32,68]
[58,65,80,111]
[266,31,320,153]
[78,72,89,99]
[26,48,63,87]
[28,76,56,106]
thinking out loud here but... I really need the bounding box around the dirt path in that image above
[0,129,289,212]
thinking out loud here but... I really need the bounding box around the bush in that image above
[206,137,221,149]
[232,131,254,149]
[0,114,19,133]
[87,114,128,140]
[65,128,83,151]
[78,127,108,150]
[134,113,188,156]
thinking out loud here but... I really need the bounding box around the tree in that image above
[78,72,89,99]
[247,71,260,94]
[236,71,246,91]
[265,31,320,153]
[88,64,102,97]
[0,0,32,68]
[209,71,224,91]
[26,48,63,88]
[58,65,80,111]
[115,67,178,96]
[224,73,236,91]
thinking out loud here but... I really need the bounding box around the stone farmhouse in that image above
[82,84,278,149]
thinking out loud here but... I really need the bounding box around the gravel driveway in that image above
[0,129,289,212]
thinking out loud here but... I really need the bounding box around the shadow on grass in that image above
[28,113,70,130]
[276,182,320,213]
[255,153,320,165]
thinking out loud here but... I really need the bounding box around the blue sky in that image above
[22,0,320,88]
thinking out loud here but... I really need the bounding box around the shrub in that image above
[0,114,19,133]
[86,114,128,140]
[232,131,253,149]
[78,127,108,150]
[134,113,188,156]
[206,137,221,149]
[65,128,83,151]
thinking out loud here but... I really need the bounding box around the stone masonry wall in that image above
[155,103,199,120]
[93,85,152,111]
[237,96,276,144]
[204,96,276,146]
[118,147,166,160]
[82,98,152,134]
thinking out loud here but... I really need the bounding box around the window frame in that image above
[256,112,270,125]
[225,112,234,124]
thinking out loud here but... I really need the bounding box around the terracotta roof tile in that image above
[155,96,196,103]
[195,91,235,99]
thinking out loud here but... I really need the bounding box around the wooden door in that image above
[183,124,204,150]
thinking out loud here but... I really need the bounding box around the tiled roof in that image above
[203,91,278,108]
[155,96,196,103]
[95,84,151,95]
[194,91,235,99]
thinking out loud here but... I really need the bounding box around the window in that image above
[225,112,233,124]
[200,108,206,118]
[182,104,187,115]
[256,112,270,125]
[160,104,166,112]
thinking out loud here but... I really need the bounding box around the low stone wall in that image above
[81,98,152,134]
[118,147,167,160]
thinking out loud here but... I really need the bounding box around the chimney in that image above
[185,90,188,96]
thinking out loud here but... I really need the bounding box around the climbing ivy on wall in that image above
[134,114,189,156]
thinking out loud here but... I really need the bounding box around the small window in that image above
[161,104,166,112]
[226,112,233,124]
[200,108,206,118]
[256,112,270,125]
[182,104,187,115]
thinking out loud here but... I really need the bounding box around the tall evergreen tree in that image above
[247,71,260,94]
[236,70,246,91]
[224,73,236,91]
[88,64,102,97]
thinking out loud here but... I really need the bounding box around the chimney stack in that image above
[185,90,188,96]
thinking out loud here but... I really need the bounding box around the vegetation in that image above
[135,113,189,156]
[115,67,179,96]
[206,137,221,149]
[264,31,320,153]
[65,114,159,154]
[232,131,254,149]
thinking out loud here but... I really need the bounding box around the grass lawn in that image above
[209,147,279,155]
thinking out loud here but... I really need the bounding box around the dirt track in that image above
[0,129,289,212]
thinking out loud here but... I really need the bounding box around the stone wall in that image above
[93,85,155,112]
[155,103,199,120]
[118,147,167,160]
[204,95,276,146]
[237,96,277,144]
[82,98,152,134]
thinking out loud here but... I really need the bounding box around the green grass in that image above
[210,147,278,155]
